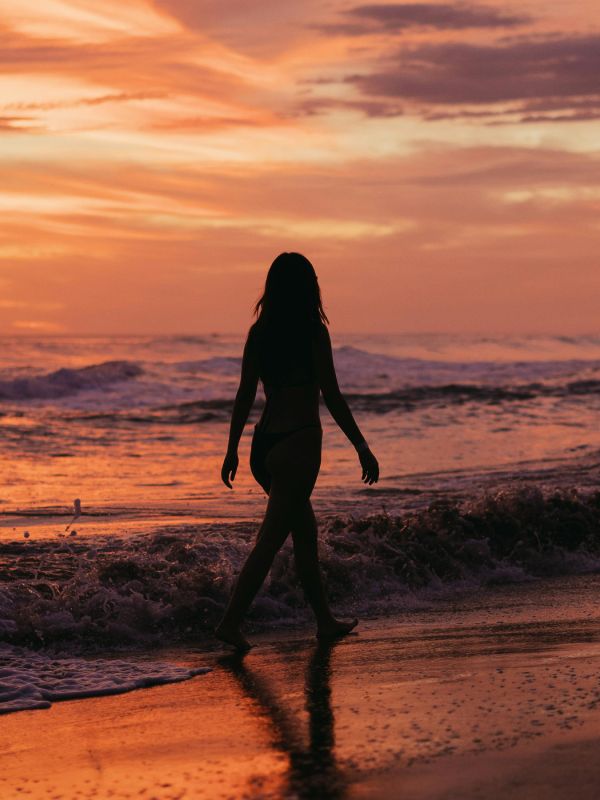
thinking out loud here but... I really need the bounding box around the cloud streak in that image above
[319,2,528,34]
[5,91,166,112]
[0,115,40,132]
[0,0,598,332]
[344,34,600,121]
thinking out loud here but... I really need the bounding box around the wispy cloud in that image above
[5,91,166,112]
[0,0,598,332]
[0,115,41,132]
[289,96,404,118]
[318,2,528,35]
[11,320,66,332]
[343,34,600,121]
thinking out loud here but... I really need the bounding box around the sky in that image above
[1,0,599,334]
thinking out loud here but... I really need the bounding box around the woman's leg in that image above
[216,427,322,649]
[290,501,358,639]
[216,492,296,647]
[290,501,335,626]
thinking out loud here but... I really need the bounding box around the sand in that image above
[3,575,600,799]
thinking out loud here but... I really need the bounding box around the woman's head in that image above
[254,252,328,326]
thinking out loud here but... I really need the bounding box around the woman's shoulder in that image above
[248,320,264,339]
[245,321,263,353]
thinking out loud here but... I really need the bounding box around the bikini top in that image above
[252,321,319,394]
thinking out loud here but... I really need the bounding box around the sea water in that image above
[2,332,600,517]
[2,332,600,711]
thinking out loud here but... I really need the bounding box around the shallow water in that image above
[2,484,600,654]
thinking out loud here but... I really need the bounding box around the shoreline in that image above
[4,576,600,798]
[4,481,600,652]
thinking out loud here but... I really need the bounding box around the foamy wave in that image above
[332,346,600,389]
[4,344,600,414]
[2,487,600,648]
[345,380,600,412]
[0,643,209,715]
[0,361,143,401]
[66,377,600,427]
[174,345,600,388]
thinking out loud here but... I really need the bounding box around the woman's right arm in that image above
[313,324,379,484]
[221,326,259,488]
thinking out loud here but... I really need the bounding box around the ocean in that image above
[2,332,600,712]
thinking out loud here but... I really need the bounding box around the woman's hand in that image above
[359,447,379,485]
[221,450,239,489]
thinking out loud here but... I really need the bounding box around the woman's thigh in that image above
[265,426,322,504]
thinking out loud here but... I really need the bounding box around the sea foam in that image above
[0,361,142,401]
[2,487,600,649]
[0,643,209,715]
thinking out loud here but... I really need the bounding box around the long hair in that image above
[253,252,329,327]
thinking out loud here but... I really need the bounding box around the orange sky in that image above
[1,0,599,334]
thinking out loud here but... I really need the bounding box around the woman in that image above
[216,252,379,651]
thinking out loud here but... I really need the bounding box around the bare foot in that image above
[317,617,358,641]
[214,623,252,652]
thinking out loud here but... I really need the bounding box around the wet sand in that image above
[3,576,600,799]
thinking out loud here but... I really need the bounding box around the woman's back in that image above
[252,317,322,433]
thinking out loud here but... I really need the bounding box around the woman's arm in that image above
[221,328,259,488]
[313,325,379,484]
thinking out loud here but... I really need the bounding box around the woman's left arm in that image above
[221,328,259,488]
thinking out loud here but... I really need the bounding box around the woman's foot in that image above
[215,623,252,652]
[316,617,358,641]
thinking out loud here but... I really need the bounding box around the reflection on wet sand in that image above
[219,642,347,799]
[6,589,600,799]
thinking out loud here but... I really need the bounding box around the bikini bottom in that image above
[250,423,321,494]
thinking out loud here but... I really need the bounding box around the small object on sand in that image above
[66,498,82,532]
[23,531,30,539]
[70,530,77,536]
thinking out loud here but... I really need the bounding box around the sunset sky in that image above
[1,0,598,334]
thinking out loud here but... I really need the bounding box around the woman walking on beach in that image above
[216,252,379,650]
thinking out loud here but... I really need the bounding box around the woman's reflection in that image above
[219,642,347,799]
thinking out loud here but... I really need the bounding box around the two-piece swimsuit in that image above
[250,374,322,495]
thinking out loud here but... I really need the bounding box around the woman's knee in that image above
[251,527,288,561]
[290,504,317,539]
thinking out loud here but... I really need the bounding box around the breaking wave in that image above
[2,486,600,649]
[0,361,143,401]
[344,379,600,413]
[67,378,600,427]
[3,345,600,414]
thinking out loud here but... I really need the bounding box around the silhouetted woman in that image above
[216,252,379,650]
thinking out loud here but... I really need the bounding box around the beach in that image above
[3,333,600,797]
[2,0,599,790]
[3,575,600,798]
